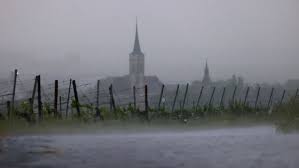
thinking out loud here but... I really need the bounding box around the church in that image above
[99,22,163,99]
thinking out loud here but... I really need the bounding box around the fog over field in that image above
[0,0,299,83]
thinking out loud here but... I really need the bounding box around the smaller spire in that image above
[205,59,208,71]
[203,59,211,84]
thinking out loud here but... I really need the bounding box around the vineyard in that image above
[0,69,298,131]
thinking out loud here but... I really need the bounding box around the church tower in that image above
[129,21,145,91]
[202,60,211,85]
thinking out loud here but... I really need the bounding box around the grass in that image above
[0,98,298,135]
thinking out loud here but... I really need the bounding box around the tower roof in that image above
[132,20,142,54]
[203,59,211,84]
[205,59,209,72]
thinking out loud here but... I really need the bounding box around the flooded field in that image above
[1,126,299,168]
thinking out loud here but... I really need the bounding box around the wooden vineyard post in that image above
[220,87,226,107]
[31,76,37,114]
[133,86,136,111]
[267,88,275,109]
[144,85,149,121]
[182,83,189,111]
[243,87,250,106]
[295,88,298,100]
[66,78,72,118]
[279,89,286,106]
[72,80,80,117]
[291,88,299,104]
[11,69,17,114]
[208,87,216,108]
[231,86,237,103]
[54,80,58,117]
[171,84,179,113]
[255,87,261,110]
[6,101,10,118]
[96,80,101,118]
[59,96,62,115]
[37,75,42,121]
[158,84,165,110]
[196,86,204,110]
[109,84,116,113]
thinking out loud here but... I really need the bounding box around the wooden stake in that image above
[66,78,72,118]
[59,96,62,115]
[133,86,136,111]
[279,89,286,106]
[267,88,274,109]
[72,80,80,117]
[171,84,179,113]
[11,69,17,114]
[54,80,58,117]
[231,86,237,103]
[220,87,226,107]
[196,86,204,110]
[109,84,116,113]
[7,101,10,118]
[37,75,42,121]
[158,84,165,110]
[144,85,149,121]
[30,76,38,115]
[96,80,100,117]
[182,83,189,111]
[243,87,250,106]
[254,87,261,110]
[295,88,298,99]
[208,87,216,107]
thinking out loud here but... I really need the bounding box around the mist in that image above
[0,0,299,84]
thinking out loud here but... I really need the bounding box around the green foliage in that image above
[273,97,299,132]
[14,101,35,123]
[3,95,299,134]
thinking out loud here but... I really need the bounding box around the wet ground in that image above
[1,126,299,168]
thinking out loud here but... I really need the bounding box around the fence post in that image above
[255,87,261,110]
[144,85,149,121]
[267,88,274,109]
[37,75,42,121]
[208,87,216,108]
[6,101,10,118]
[171,84,179,113]
[11,69,17,114]
[196,86,204,110]
[66,78,72,118]
[231,86,237,103]
[59,96,62,115]
[243,87,250,106]
[295,88,299,99]
[109,84,116,113]
[182,83,189,111]
[54,80,58,117]
[133,86,136,111]
[72,80,80,117]
[158,84,165,110]
[220,87,226,107]
[31,76,37,110]
[279,89,286,106]
[96,80,100,117]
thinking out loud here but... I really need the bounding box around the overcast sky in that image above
[0,0,298,84]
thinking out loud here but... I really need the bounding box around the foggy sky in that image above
[0,0,298,84]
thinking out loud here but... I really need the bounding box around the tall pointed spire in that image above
[205,59,209,73]
[203,59,211,84]
[133,18,142,53]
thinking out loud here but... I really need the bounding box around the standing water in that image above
[1,126,299,168]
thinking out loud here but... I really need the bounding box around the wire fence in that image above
[0,73,298,119]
